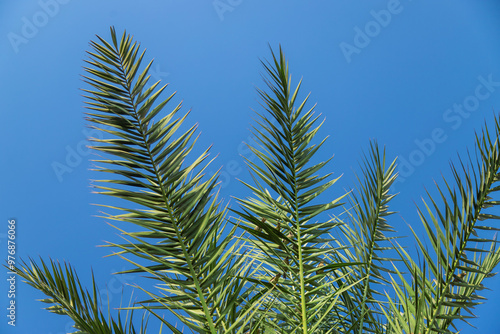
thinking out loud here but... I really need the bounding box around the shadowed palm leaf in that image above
[328,142,399,334]
[16,257,148,334]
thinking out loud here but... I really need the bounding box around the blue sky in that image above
[2,1,500,333]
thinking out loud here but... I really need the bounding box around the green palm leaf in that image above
[330,142,399,334]
[16,26,500,334]
[15,257,148,334]
[383,117,500,333]
[234,45,354,333]
[82,27,258,333]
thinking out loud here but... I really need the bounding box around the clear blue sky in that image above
[2,1,500,333]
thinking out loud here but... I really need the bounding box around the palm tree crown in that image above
[15,27,500,334]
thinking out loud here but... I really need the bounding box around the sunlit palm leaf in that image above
[383,116,500,333]
[82,27,257,333]
[234,45,354,333]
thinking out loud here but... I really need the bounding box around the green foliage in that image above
[15,27,500,333]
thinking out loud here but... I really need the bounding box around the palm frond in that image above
[15,257,148,334]
[330,142,399,334]
[82,27,257,333]
[233,45,354,333]
[384,116,500,333]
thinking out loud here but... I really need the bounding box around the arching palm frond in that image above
[16,257,148,334]
[80,27,257,333]
[381,117,500,333]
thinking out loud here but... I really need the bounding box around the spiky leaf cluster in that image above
[12,27,500,334]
